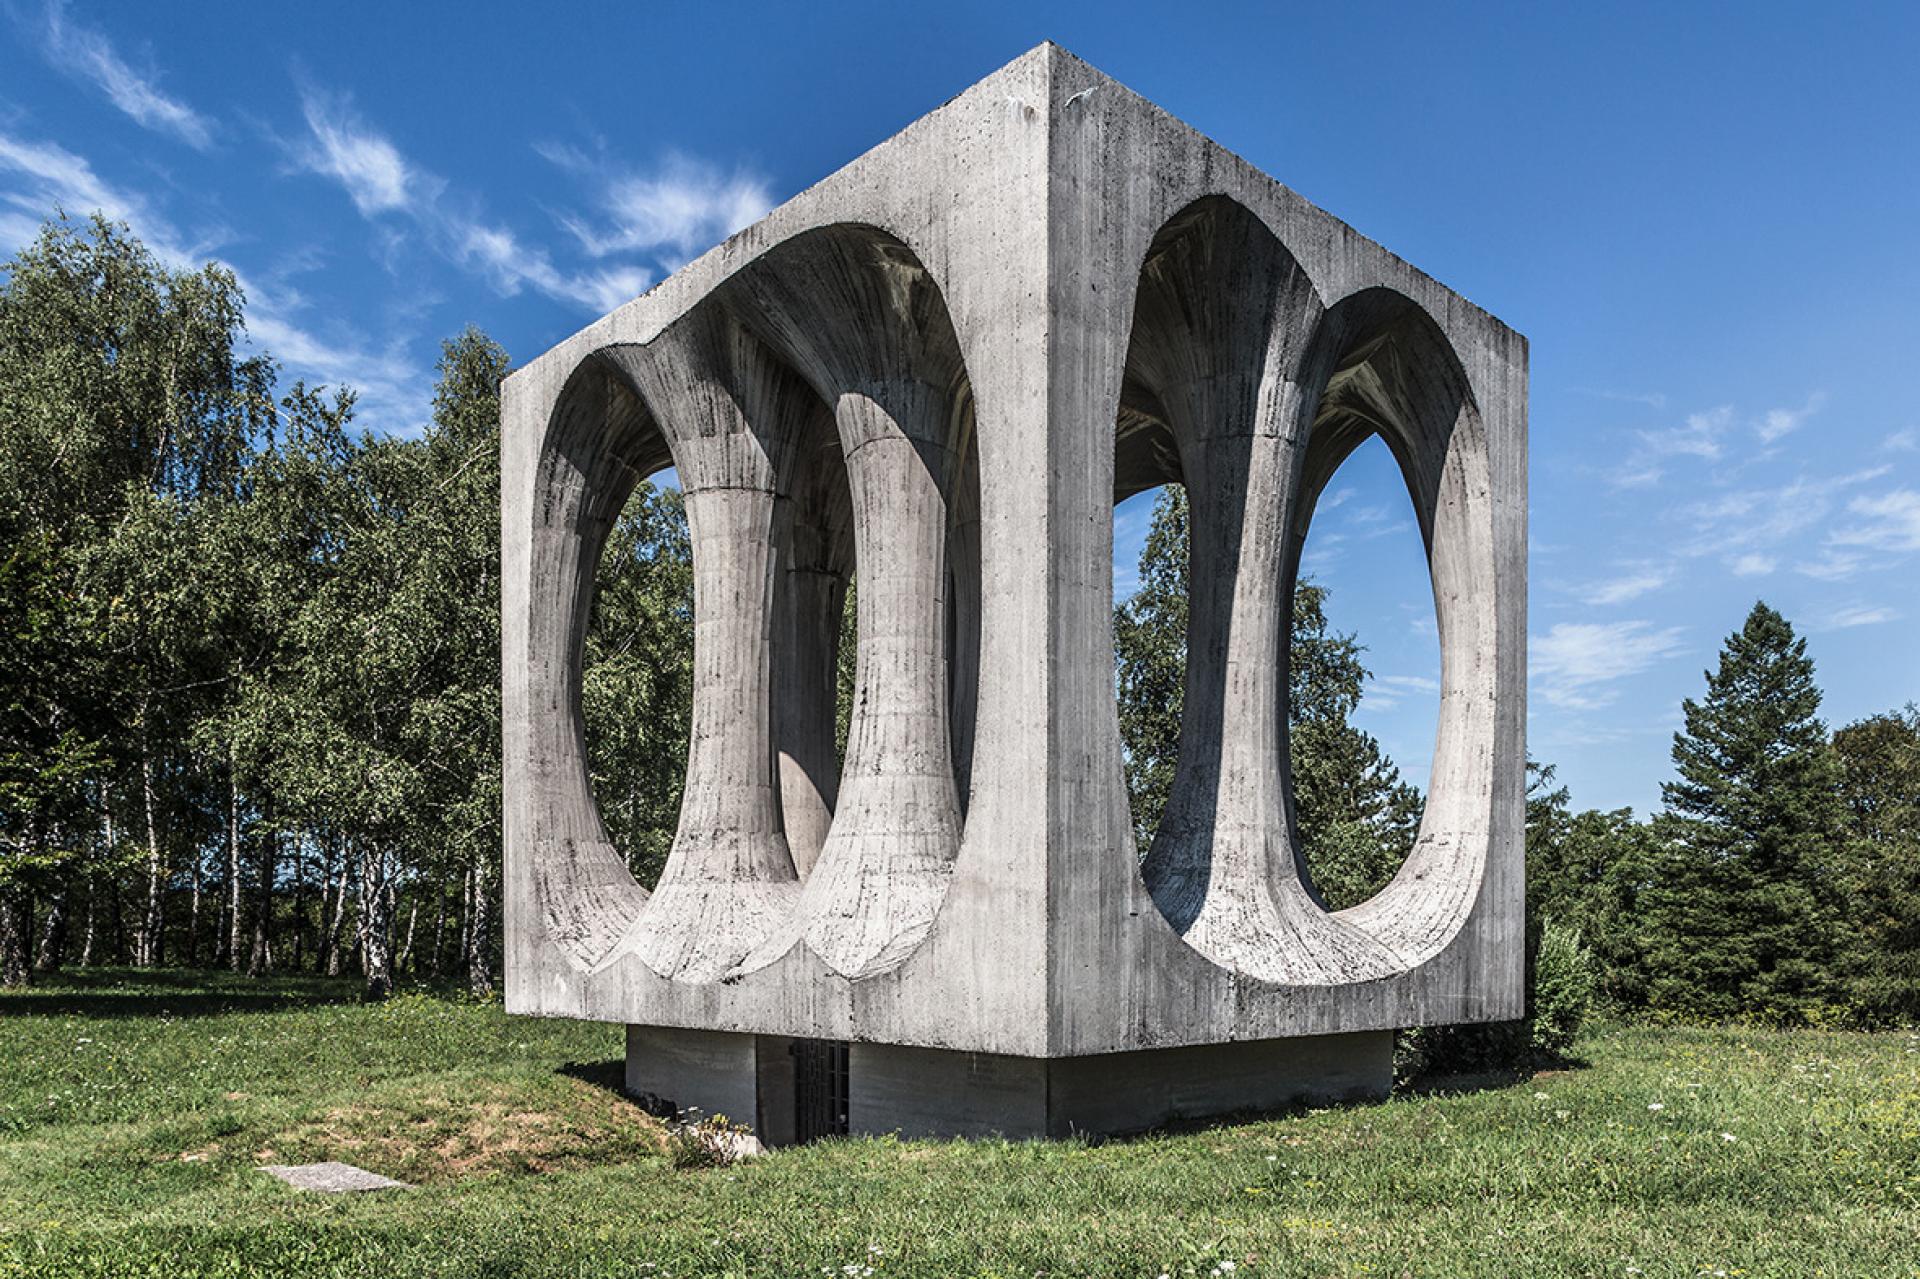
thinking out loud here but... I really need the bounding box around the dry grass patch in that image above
[255,1074,666,1184]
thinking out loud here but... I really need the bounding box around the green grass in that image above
[2,971,1916,1278]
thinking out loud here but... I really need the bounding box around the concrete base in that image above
[625,1024,1392,1143]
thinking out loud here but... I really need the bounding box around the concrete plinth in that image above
[627,1024,1391,1142]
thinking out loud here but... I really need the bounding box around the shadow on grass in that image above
[0,967,363,1019]
[558,1059,628,1094]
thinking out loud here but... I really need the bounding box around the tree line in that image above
[0,215,694,993]
[4,214,1915,1033]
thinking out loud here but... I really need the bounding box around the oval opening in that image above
[581,470,695,891]
[1288,434,1435,910]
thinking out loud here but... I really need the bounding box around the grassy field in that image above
[1,971,1916,1278]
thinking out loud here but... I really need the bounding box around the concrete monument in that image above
[502,44,1527,1142]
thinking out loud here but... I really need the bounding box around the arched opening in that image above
[1110,197,1493,983]
[524,356,673,971]
[1284,433,1434,911]
[1294,287,1493,959]
[1116,195,1407,984]
[581,468,695,892]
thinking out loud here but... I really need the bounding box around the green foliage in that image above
[581,484,694,890]
[1113,486,1420,906]
[1642,602,1847,1022]
[1832,705,1920,1025]
[1529,918,1597,1059]
[1113,487,1188,849]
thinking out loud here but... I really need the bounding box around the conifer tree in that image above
[1644,601,1845,1020]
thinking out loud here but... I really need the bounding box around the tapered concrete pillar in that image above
[728,232,970,979]
[600,313,815,981]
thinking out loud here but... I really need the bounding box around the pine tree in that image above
[1644,601,1846,1020]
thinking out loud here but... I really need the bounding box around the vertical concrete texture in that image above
[502,43,1527,1137]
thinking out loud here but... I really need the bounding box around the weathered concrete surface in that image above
[624,1024,797,1146]
[502,43,1527,1127]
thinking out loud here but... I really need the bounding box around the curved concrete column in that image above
[599,311,817,981]
[1130,200,1402,984]
[773,401,854,878]
[725,230,970,978]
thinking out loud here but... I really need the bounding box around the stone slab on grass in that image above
[260,1161,411,1192]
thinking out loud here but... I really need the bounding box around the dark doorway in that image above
[793,1038,850,1142]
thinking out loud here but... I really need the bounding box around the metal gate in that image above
[793,1038,849,1142]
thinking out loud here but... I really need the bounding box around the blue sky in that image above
[3,2,1916,816]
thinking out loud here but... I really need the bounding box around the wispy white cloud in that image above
[290,86,717,314]
[1609,462,1664,490]
[1885,427,1919,453]
[1575,386,1668,410]
[1730,552,1775,578]
[1679,466,1890,560]
[1612,395,1829,489]
[293,85,427,215]
[1817,603,1900,631]
[1363,672,1442,711]
[1643,405,1734,461]
[1795,549,1867,582]
[1756,392,1825,445]
[541,143,772,273]
[454,219,653,313]
[1831,488,1920,554]
[41,1,215,150]
[1583,563,1673,606]
[0,130,193,261]
[1531,621,1687,710]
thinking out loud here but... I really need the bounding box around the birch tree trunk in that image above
[227,759,242,970]
[323,838,348,978]
[465,858,493,996]
[80,875,97,968]
[359,844,393,1000]
[0,887,29,987]
[186,843,202,967]
[248,827,274,976]
[430,886,447,978]
[138,720,163,967]
[34,891,66,971]
[396,894,416,975]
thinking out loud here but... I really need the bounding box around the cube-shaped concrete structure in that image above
[502,44,1527,1141]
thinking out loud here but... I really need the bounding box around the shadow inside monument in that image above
[0,967,366,1019]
